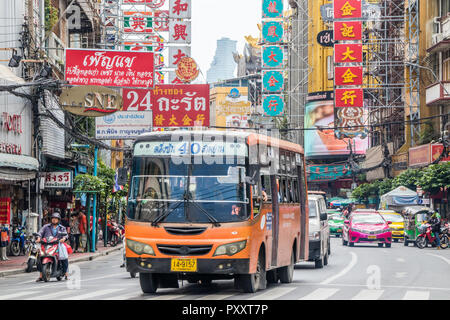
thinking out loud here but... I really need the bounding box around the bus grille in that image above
[164,227,207,236]
[157,244,212,256]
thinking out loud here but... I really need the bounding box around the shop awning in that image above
[0,153,39,171]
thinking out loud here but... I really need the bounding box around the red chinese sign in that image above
[152,85,209,127]
[334,21,362,41]
[65,49,154,88]
[0,198,11,225]
[334,66,363,86]
[334,43,363,63]
[333,0,362,19]
[123,85,210,127]
[335,88,364,107]
[175,57,199,83]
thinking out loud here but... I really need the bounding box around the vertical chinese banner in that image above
[333,0,366,138]
[0,198,11,225]
[261,0,285,118]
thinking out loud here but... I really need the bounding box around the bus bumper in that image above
[126,257,250,275]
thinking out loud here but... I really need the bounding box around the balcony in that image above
[427,14,450,54]
[426,81,450,106]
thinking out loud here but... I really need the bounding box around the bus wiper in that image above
[151,199,184,226]
[187,199,221,227]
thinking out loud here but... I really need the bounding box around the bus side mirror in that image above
[117,167,128,186]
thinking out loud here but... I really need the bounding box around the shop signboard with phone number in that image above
[45,172,73,189]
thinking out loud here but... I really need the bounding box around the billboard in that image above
[65,49,154,88]
[304,91,368,159]
[212,87,251,128]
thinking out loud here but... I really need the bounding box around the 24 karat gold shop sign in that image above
[60,86,123,117]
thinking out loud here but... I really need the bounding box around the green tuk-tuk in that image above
[403,206,434,246]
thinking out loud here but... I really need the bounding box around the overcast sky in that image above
[191,0,262,81]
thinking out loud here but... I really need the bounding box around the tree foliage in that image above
[417,162,450,195]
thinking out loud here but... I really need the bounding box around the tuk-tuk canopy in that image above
[380,186,418,207]
[403,206,434,216]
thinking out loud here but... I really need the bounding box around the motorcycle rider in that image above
[430,211,441,250]
[35,210,69,282]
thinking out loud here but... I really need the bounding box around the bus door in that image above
[296,154,308,261]
[269,175,279,267]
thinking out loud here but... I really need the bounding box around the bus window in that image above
[261,175,271,202]
[280,153,286,174]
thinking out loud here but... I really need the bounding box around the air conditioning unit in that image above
[432,33,443,46]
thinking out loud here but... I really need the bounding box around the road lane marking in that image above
[24,290,76,300]
[196,293,235,300]
[248,286,297,300]
[0,291,40,300]
[351,289,384,300]
[299,288,339,300]
[146,294,187,300]
[402,290,430,300]
[426,254,450,265]
[104,292,145,300]
[65,288,124,300]
[395,272,407,278]
[321,252,357,285]
[396,258,405,263]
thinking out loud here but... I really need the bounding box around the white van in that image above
[307,194,331,268]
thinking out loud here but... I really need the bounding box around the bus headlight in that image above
[127,239,155,256]
[213,240,247,257]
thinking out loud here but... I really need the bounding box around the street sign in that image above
[262,46,284,68]
[263,95,284,116]
[44,172,73,189]
[95,112,153,140]
[262,21,284,43]
[262,0,283,19]
[263,71,284,93]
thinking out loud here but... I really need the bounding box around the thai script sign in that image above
[44,172,73,189]
[307,164,352,182]
[134,141,247,157]
[95,112,153,140]
[65,49,154,88]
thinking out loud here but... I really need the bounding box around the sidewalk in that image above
[0,245,122,277]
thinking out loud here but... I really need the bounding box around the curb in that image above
[0,246,122,278]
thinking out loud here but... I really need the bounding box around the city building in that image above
[206,37,237,83]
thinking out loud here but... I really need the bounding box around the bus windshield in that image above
[127,157,250,224]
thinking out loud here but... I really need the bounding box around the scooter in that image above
[109,221,124,247]
[416,223,446,249]
[39,237,65,282]
[10,226,26,256]
[440,223,449,249]
[25,233,40,273]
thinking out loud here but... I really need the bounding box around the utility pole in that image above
[92,146,98,252]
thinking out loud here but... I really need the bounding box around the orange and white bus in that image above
[125,130,309,293]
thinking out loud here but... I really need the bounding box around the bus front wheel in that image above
[140,273,158,294]
[240,253,266,293]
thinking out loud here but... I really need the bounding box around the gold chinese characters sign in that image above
[60,86,123,117]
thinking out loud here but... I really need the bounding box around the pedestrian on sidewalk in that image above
[0,224,10,261]
[78,210,87,253]
[69,212,81,253]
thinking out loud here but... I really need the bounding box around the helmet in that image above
[51,212,61,220]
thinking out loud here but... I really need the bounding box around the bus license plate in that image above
[368,236,377,239]
[171,258,197,272]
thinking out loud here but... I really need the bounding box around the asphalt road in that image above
[0,237,449,300]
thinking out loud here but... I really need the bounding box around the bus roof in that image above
[135,130,304,154]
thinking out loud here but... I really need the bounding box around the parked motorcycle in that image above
[10,226,26,256]
[25,233,41,273]
[39,237,65,282]
[108,221,124,247]
[416,223,447,249]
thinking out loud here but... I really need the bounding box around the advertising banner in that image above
[169,20,191,44]
[123,0,165,6]
[307,164,352,182]
[334,66,363,86]
[304,92,368,158]
[213,87,251,128]
[65,49,154,88]
[44,172,73,189]
[334,44,363,63]
[0,198,11,225]
[95,112,153,140]
[262,0,283,19]
[333,0,362,19]
[335,88,364,107]
[262,21,284,43]
[333,21,362,41]
[262,95,284,116]
[151,85,209,127]
[169,0,191,19]
[262,46,284,69]
[263,71,284,93]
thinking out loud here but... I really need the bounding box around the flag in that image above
[113,171,124,193]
